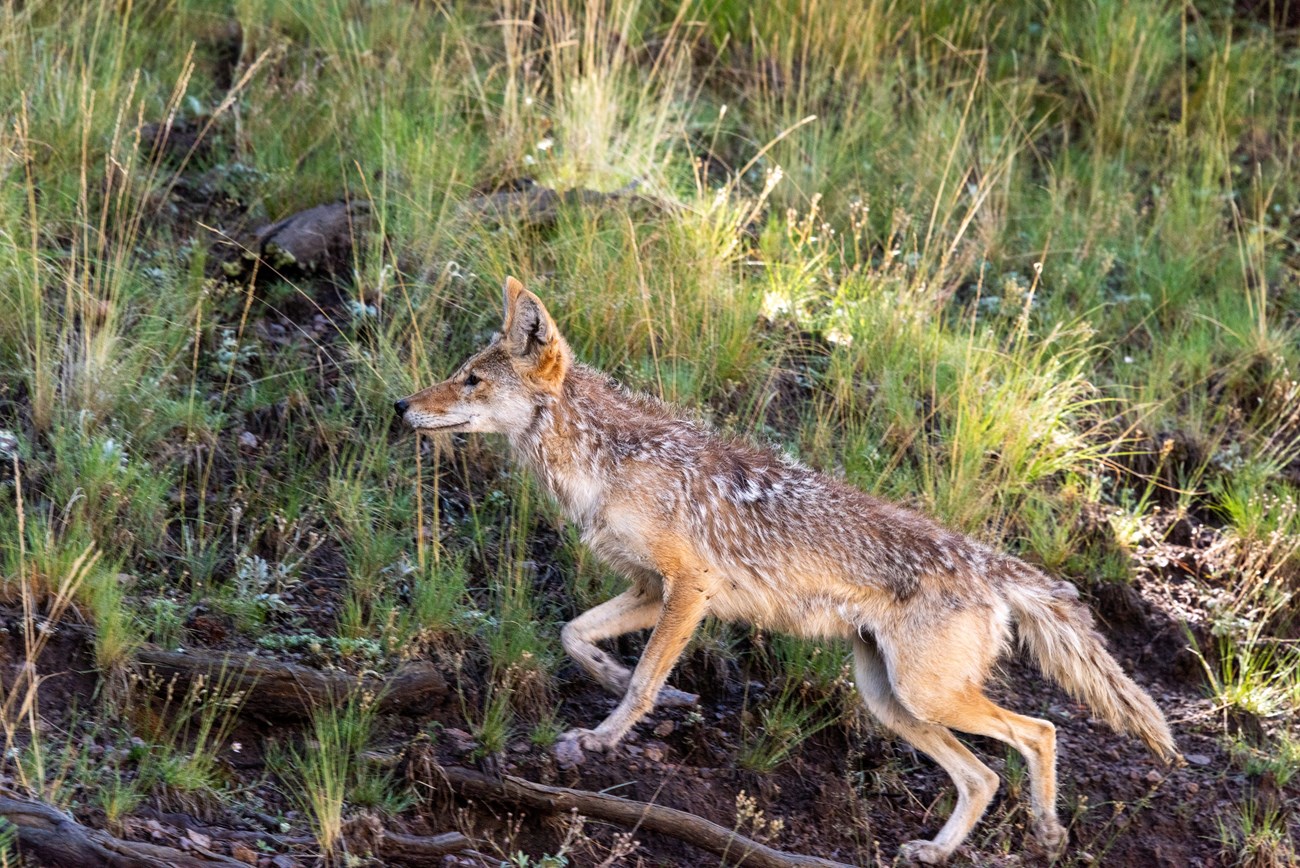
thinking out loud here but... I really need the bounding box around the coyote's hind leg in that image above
[852,635,999,864]
[882,616,1066,857]
[908,685,1066,855]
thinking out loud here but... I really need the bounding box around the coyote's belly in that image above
[699,557,890,639]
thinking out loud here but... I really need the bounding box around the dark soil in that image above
[3,505,1295,867]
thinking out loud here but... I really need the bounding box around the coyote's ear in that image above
[502,277,569,385]
[502,278,553,354]
[502,276,525,322]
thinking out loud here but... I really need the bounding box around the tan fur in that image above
[397,278,1177,865]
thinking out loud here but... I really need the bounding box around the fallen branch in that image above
[138,806,481,866]
[134,648,448,719]
[381,830,481,864]
[436,766,857,868]
[0,793,242,867]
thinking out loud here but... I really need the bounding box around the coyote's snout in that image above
[397,277,1177,864]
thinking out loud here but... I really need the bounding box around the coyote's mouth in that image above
[414,418,471,433]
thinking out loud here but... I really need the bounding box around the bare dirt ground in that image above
[4,495,1291,867]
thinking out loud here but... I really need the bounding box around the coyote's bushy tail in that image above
[1004,566,1177,761]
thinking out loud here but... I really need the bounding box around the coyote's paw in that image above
[1034,820,1068,857]
[553,734,586,769]
[554,728,613,768]
[655,686,699,708]
[898,840,950,865]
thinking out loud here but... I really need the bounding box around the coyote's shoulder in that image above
[397,277,1176,865]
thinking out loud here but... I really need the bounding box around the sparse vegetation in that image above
[272,692,383,861]
[0,0,1297,863]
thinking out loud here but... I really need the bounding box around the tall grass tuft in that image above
[279,693,377,861]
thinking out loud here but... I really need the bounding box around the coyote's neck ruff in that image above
[397,277,1176,865]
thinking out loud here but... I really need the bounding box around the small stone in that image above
[186,829,212,849]
[1145,769,1162,784]
[1186,782,1199,795]
[554,738,585,769]
[643,745,665,763]
[653,721,674,738]
[1185,753,1211,766]
[232,845,259,865]
[239,431,259,450]
[443,727,477,753]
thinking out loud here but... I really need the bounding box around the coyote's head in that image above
[395,277,572,436]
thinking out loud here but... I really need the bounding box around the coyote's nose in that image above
[394,399,409,416]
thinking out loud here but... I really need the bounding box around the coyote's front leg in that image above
[560,587,699,707]
[557,568,708,766]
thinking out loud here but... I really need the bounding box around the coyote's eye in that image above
[463,372,480,388]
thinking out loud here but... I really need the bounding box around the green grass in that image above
[1219,798,1298,868]
[0,0,1298,861]
[133,662,247,815]
[739,686,839,774]
[273,693,377,860]
[739,635,847,772]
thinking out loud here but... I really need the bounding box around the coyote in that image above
[396,277,1177,864]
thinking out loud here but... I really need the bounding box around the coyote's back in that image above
[397,277,1175,865]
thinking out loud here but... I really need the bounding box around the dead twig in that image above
[435,765,857,868]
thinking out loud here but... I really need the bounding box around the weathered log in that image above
[254,200,371,269]
[0,794,243,867]
[457,179,647,227]
[436,766,858,868]
[133,648,448,719]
